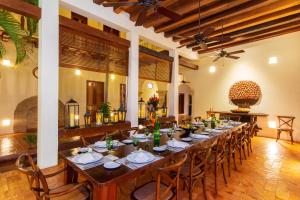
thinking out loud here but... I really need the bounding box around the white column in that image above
[126,31,139,127]
[37,0,59,168]
[168,49,179,121]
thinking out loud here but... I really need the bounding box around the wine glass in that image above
[167,128,173,140]
[133,138,139,150]
[106,136,113,151]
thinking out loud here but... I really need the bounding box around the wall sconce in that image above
[209,65,216,73]
[75,69,81,76]
[147,83,153,89]
[269,56,278,64]
[110,74,116,80]
[2,119,11,126]
[2,59,12,67]
[268,121,277,129]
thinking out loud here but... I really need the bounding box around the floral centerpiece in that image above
[147,95,159,112]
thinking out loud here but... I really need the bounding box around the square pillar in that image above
[37,0,59,168]
[168,49,179,121]
[126,31,139,127]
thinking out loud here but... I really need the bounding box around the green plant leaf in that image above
[0,41,5,59]
[0,10,27,64]
[24,0,39,36]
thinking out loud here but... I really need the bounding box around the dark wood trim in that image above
[179,56,199,70]
[59,16,130,49]
[0,0,41,19]
[139,46,174,62]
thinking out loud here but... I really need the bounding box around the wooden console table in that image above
[208,111,268,123]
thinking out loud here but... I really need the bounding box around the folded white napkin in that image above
[190,134,209,139]
[94,141,106,148]
[212,129,224,133]
[167,139,189,148]
[134,152,149,163]
[160,128,170,132]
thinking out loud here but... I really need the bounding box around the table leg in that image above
[64,161,78,184]
[93,183,117,200]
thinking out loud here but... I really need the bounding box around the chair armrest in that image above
[43,181,89,198]
[43,167,67,178]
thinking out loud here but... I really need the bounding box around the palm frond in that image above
[24,0,39,36]
[0,10,28,64]
[0,41,5,59]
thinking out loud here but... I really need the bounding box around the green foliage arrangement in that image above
[99,102,111,118]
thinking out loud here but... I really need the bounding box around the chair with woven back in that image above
[194,116,202,122]
[16,153,91,200]
[181,143,213,200]
[276,116,295,144]
[131,153,188,200]
[210,133,229,194]
[245,122,256,156]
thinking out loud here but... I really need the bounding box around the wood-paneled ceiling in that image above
[94,0,300,54]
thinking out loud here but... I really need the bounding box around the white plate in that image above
[153,145,167,152]
[72,152,103,165]
[199,132,210,135]
[122,139,133,144]
[190,134,210,139]
[133,134,147,139]
[181,137,192,142]
[126,151,155,164]
[104,161,121,169]
[94,141,106,148]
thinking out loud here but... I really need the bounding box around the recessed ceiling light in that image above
[75,69,81,76]
[2,59,12,67]
[269,56,278,64]
[2,119,11,126]
[209,65,216,73]
[147,83,153,89]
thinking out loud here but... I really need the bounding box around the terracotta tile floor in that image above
[0,137,299,200]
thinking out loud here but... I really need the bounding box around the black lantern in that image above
[162,105,168,117]
[111,109,119,123]
[138,98,146,119]
[118,105,127,122]
[65,99,80,129]
[84,111,91,127]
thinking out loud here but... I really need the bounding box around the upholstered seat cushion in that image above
[132,181,174,200]
[50,183,90,200]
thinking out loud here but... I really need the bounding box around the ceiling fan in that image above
[177,0,229,50]
[213,50,245,62]
[213,19,245,62]
[102,0,182,26]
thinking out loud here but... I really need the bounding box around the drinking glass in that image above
[106,136,113,150]
[133,138,139,150]
[167,128,173,140]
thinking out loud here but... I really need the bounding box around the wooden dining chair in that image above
[245,122,256,156]
[16,153,91,200]
[131,153,188,200]
[181,144,212,200]
[119,127,138,139]
[194,116,202,122]
[276,116,295,144]
[210,133,228,194]
[237,126,249,165]
[182,119,192,125]
[226,130,240,177]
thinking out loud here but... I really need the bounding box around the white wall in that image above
[184,31,300,142]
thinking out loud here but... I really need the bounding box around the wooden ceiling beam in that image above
[191,16,300,50]
[0,0,41,19]
[155,0,249,33]
[196,22,300,53]
[143,0,216,28]
[179,56,199,70]
[166,0,287,39]
[180,8,300,48]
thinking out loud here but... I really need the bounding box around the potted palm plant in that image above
[23,133,37,151]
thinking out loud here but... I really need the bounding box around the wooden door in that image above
[87,81,104,122]
[179,93,184,114]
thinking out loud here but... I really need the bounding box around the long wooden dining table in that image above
[59,123,246,200]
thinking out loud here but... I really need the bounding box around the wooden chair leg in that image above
[227,150,231,177]
[250,141,253,153]
[276,130,280,142]
[243,145,247,160]
[232,152,237,170]
[239,147,242,165]
[247,143,250,157]
[214,162,218,194]
[290,131,294,144]
[202,176,208,200]
[221,163,227,184]
[189,178,192,200]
